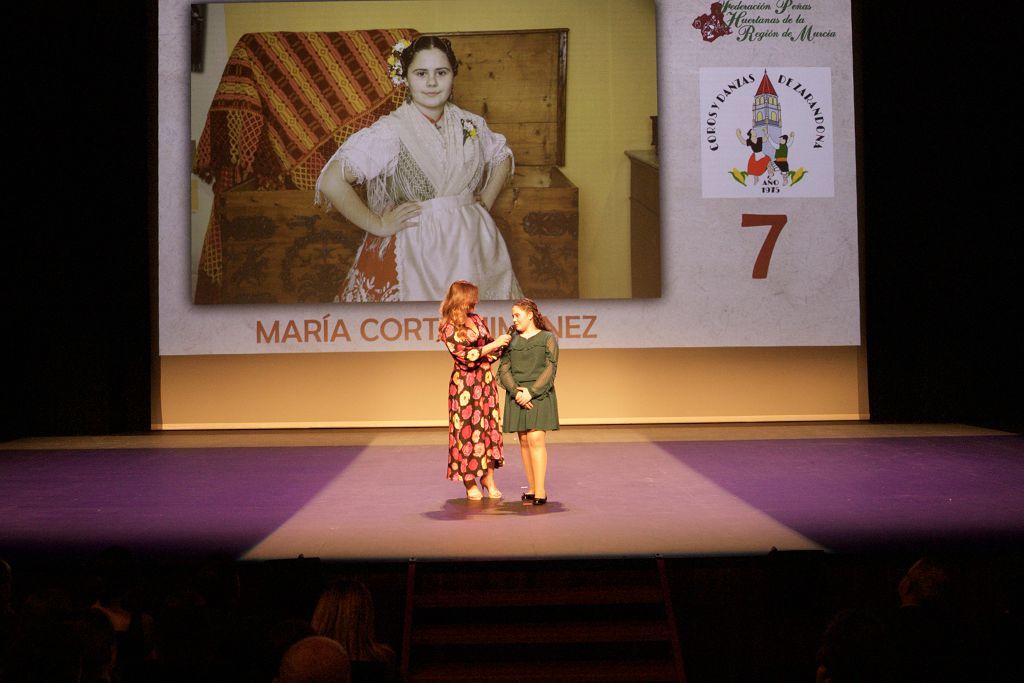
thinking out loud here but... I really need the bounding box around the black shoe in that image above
[532,497,547,506]
[521,492,535,501]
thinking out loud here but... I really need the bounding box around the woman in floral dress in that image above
[315,35,522,302]
[438,281,511,499]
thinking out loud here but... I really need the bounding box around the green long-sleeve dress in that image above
[498,330,559,432]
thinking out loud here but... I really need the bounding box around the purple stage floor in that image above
[2,432,1022,561]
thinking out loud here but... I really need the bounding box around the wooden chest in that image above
[216,29,577,304]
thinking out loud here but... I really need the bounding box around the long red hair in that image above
[439,280,479,339]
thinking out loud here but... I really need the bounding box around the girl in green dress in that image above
[499,298,559,505]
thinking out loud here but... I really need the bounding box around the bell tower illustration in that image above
[752,70,782,154]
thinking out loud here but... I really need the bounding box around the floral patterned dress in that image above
[440,314,504,482]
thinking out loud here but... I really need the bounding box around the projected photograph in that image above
[189,0,660,305]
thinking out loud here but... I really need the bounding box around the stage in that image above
[3,423,1022,562]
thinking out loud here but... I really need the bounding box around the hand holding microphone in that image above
[489,322,514,349]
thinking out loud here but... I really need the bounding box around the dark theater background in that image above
[2,3,1020,682]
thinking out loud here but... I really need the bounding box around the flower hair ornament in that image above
[387,39,411,85]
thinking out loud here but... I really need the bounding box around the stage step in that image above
[412,619,673,644]
[409,659,679,682]
[401,559,686,682]
[413,584,665,608]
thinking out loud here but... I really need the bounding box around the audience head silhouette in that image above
[275,635,351,683]
[310,579,393,664]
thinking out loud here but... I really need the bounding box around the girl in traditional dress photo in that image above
[499,298,559,505]
[438,280,511,500]
[316,35,522,302]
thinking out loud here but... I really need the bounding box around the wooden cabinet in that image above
[453,29,577,298]
[626,149,661,298]
[221,165,578,303]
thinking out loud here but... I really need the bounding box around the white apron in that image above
[317,102,521,302]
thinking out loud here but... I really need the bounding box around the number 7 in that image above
[741,213,788,279]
